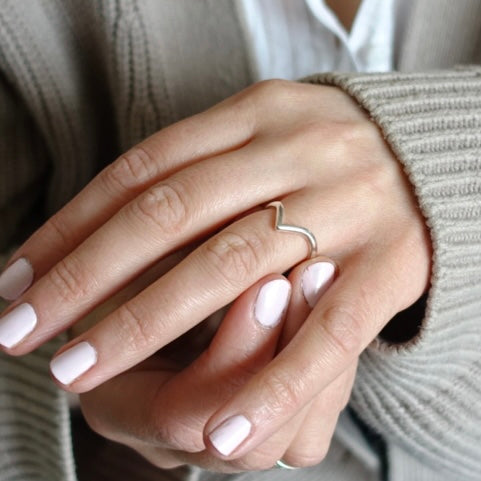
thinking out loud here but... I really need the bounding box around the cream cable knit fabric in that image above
[0,1,480,481]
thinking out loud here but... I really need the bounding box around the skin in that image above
[0,80,432,470]
[76,255,351,471]
[325,0,362,31]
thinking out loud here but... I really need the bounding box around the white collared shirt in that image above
[236,0,401,81]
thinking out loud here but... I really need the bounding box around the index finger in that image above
[0,90,255,301]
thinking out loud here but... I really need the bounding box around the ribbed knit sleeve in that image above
[304,67,481,480]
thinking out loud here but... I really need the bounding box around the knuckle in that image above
[102,146,159,193]
[323,121,371,161]
[262,371,303,417]
[272,120,329,162]
[115,302,157,354]
[242,79,294,122]
[148,401,205,451]
[356,162,398,208]
[225,90,257,131]
[230,454,280,472]
[80,400,108,438]
[203,231,264,287]
[127,180,189,240]
[152,418,203,452]
[285,444,330,468]
[234,79,301,134]
[47,254,92,304]
[44,212,74,253]
[251,78,293,100]
[321,303,364,357]
[334,119,372,145]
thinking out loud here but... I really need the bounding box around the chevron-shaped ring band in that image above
[266,201,318,259]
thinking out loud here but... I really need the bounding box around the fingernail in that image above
[0,258,34,301]
[0,303,37,348]
[209,415,252,456]
[50,341,97,385]
[254,278,290,328]
[302,262,336,308]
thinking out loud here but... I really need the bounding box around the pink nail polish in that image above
[0,258,34,301]
[0,303,37,348]
[254,279,290,328]
[50,341,97,385]
[302,262,335,308]
[209,415,252,456]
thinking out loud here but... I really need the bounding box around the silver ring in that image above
[275,459,298,470]
[266,201,318,259]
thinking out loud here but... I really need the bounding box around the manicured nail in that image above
[0,303,37,348]
[302,262,336,308]
[0,258,34,301]
[50,341,97,385]
[209,415,252,456]
[254,278,290,328]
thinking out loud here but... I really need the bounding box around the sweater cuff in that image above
[303,67,481,479]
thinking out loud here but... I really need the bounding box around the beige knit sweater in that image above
[0,1,480,481]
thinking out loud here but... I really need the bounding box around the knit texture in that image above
[0,341,75,481]
[306,68,481,480]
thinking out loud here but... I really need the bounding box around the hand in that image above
[80,258,351,472]
[0,79,431,460]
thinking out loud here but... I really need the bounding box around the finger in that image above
[280,256,338,350]
[215,257,337,471]
[201,257,338,471]
[181,409,308,473]
[204,275,291,369]
[182,261,342,472]
[281,362,357,468]
[205,256,338,470]
[179,366,354,472]
[43,190,324,390]
[203,251,411,459]
[45,185,372,391]
[0,88,258,301]
[70,246,194,337]
[235,255,338,470]
[0,137,309,354]
[80,274,291,451]
[142,274,292,452]
[220,256,338,469]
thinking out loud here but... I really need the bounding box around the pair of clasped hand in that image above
[0,80,431,472]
